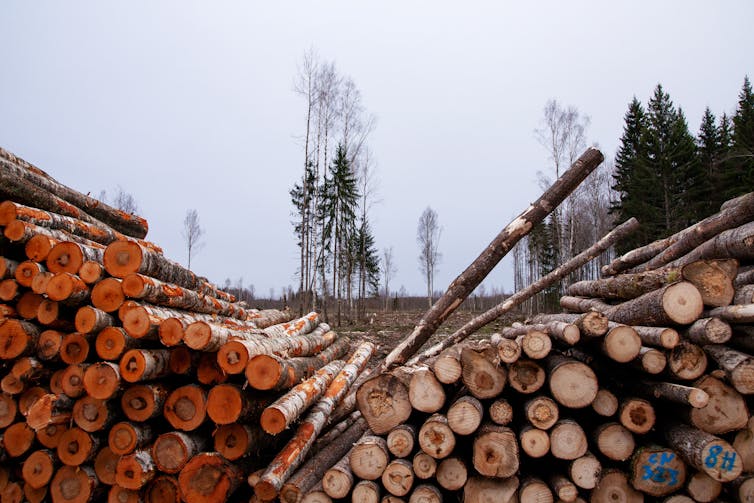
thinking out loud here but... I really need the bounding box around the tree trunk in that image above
[410,214,636,365]
[260,360,346,434]
[519,425,550,458]
[356,372,412,435]
[703,344,754,394]
[665,423,743,482]
[569,452,602,490]
[381,148,605,371]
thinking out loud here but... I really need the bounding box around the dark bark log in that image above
[689,375,749,435]
[410,214,635,365]
[381,148,605,371]
[703,344,754,394]
[665,423,743,482]
[669,221,754,268]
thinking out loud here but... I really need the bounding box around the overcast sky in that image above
[1,2,752,297]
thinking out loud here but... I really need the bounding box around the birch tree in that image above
[182,209,204,270]
[417,207,442,308]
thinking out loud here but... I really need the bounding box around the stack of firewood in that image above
[350,193,754,502]
[0,148,373,503]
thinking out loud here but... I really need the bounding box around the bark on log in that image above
[666,423,743,482]
[260,360,346,435]
[116,449,157,490]
[246,336,349,391]
[550,474,578,503]
[104,240,205,291]
[75,305,115,334]
[705,303,754,323]
[382,148,605,371]
[263,312,321,338]
[668,221,754,269]
[120,349,171,383]
[96,326,138,361]
[607,282,704,326]
[409,214,635,365]
[703,344,754,394]
[685,317,732,345]
[733,417,754,474]
[633,380,710,408]
[255,341,374,500]
[280,417,367,503]
[46,241,104,276]
[696,400,736,442]
[21,449,57,489]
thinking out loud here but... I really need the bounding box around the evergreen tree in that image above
[697,107,720,215]
[731,76,754,195]
[321,144,359,325]
[610,97,649,253]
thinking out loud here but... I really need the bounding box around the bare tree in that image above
[382,246,397,311]
[182,209,204,270]
[417,207,442,308]
[98,186,139,214]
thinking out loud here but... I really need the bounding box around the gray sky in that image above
[1,2,752,297]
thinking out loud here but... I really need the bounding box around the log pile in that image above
[347,191,754,502]
[0,149,374,502]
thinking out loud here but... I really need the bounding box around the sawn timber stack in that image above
[0,148,374,503]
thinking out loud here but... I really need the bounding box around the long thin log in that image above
[254,341,375,500]
[0,149,149,238]
[668,221,754,269]
[380,147,604,371]
[410,214,636,364]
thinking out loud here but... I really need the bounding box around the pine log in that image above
[408,366,446,413]
[387,424,416,458]
[590,469,643,503]
[519,477,553,503]
[121,383,169,422]
[381,148,605,371]
[152,431,207,474]
[280,417,367,503]
[50,464,100,503]
[524,395,559,430]
[349,435,390,481]
[488,398,513,425]
[91,277,125,312]
[260,360,346,434]
[665,423,743,482]
[546,355,599,408]
[409,214,635,365]
[632,380,709,408]
[628,346,666,375]
[255,341,374,500]
[412,452,436,480]
[178,452,245,503]
[592,388,619,417]
[530,312,610,338]
[446,395,483,435]
[559,296,613,314]
[246,336,349,391]
[569,452,602,490]
[519,425,551,458]
[109,421,153,455]
[735,266,754,288]
[463,476,519,503]
[380,458,414,497]
[703,344,754,394]
[550,419,588,460]
[668,342,708,381]
[473,423,518,477]
[594,422,635,461]
[685,471,722,503]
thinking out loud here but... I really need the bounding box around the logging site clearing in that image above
[4,145,754,503]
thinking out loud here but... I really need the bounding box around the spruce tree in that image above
[732,76,754,194]
[610,97,649,253]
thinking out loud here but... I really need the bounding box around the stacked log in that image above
[0,150,374,503]
[352,192,754,502]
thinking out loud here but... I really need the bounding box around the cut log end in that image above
[103,240,143,278]
[664,281,705,324]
